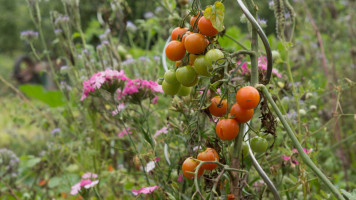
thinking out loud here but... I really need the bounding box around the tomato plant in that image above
[250,136,268,153]
[184,33,208,54]
[216,118,239,141]
[175,65,197,86]
[209,96,227,117]
[164,69,179,85]
[177,85,191,96]
[230,103,254,123]
[197,148,219,170]
[236,86,260,110]
[171,27,188,41]
[198,16,219,37]
[162,80,181,95]
[182,157,204,179]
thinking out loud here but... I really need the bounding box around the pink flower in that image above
[236,57,282,78]
[155,157,161,162]
[70,183,81,195]
[154,126,169,137]
[118,128,132,137]
[81,69,129,101]
[70,172,99,196]
[82,172,98,179]
[282,155,291,161]
[112,103,125,116]
[80,179,92,187]
[84,180,99,189]
[282,155,299,165]
[152,96,159,104]
[177,174,183,182]
[292,148,313,154]
[132,185,159,196]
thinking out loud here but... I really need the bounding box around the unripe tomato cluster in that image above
[182,148,219,179]
[162,11,224,97]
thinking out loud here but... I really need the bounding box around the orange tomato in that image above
[198,16,219,37]
[230,103,254,123]
[209,96,227,117]
[171,27,188,41]
[165,41,186,61]
[197,148,219,170]
[216,119,239,140]
[175,60,182,67]
[182,157,204,179]
[190,11,203,29]
[236,86,260,109]
[189,54,198,65]
[184,33,208,54]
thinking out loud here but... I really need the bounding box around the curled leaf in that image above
[204,1,225,32]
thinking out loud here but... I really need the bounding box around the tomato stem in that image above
[257,84,345,200]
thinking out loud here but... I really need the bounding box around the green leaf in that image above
[48,177,62,188]
[27,157,41,168]
[204,1,225,32]
[19,84,66,107]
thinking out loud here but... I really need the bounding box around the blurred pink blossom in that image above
[237,57,282,78]
[177,174,184,182]
[70,172,99,195]
[132,185,158,196]
[118,128,132,137]
[154,126,169,137]
[292,148,313,154]
[112,103,125,116]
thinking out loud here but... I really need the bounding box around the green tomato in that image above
[205,49,224,66]
[183,76,199,87]
[250,136,268,153]
[193,55,211,77]
[176,66,197,86]
[162,80,181,95]
[164,69,179,85]
[242,142,249,158]
[177,85,191,96]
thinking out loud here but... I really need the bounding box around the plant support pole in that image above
[257,84,345,200]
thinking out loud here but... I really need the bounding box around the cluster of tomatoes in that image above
[162,12,224,96]
[181,86,269,179]
[182,148,219,179]
[163,11,269,180]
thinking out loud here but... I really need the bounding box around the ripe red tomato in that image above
[197,148,219,170]
[216,119,239,140]
[182,157,204,179]
[236,86,260,109]
[182,31,192,46]
[198,16,218,37]
[184,33,207,54]
[209,96,227,117]
[230,103,254,123]
[190,12,203,29]
[171,27,188,41]
[165,41,186,61]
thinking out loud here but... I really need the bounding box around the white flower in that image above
[145,161,156,173]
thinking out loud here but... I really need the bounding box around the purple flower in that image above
[50,128,61,135]
[126,21,137,32]
[20,30,39,41]
[144,12,154,19]
[122,58,136,66]
[118,128,132,137]
[54,29,63,35]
